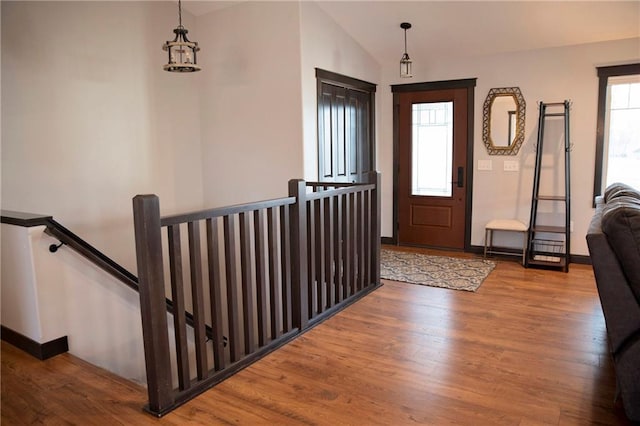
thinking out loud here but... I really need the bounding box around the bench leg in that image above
[484,228,491,258]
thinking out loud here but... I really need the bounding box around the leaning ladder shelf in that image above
[526,101,571,272]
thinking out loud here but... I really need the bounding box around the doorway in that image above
[392,79,476,250]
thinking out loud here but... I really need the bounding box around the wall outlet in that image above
[504,160,519,172]
[478,160,492,171]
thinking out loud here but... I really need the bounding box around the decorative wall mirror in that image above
[482,87,526,155]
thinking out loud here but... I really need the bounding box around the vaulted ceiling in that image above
[183,1,640,65]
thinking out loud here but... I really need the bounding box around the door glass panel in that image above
[411,101,453,197]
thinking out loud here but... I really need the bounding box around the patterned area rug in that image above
[380,249,496,292]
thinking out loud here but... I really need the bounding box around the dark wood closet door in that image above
[317,70,375,183]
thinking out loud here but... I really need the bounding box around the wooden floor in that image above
[2,247,635,425]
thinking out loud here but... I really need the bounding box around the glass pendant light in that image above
[400,22,413,78]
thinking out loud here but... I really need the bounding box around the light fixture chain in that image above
[404,29,408,54]
[178,0,183,28]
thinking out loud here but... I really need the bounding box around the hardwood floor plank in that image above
[1,247,634,425]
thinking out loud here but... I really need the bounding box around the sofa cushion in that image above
[602,195,640,303]
[604,182,640,203]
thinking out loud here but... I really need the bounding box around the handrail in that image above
[306,183,375,201]
[161,196,296,227]
[0,210,53,227]
[0,210,218,342]
[305,181,362,188]
[45,218,140,290]
[1,209,143,294]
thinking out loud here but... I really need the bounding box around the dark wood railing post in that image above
[132,195,173,415]
[289,180,309,331]
[368,172,381,285]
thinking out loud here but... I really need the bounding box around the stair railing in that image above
[132,172,381,416]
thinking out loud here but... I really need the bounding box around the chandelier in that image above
[162,0,201,73]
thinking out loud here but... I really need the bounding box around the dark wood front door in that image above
[394,82,474,249]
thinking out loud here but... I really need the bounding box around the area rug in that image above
[380,249,496,292]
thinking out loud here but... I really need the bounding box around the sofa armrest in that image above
[615,337,640,421]
[586,232,640,355]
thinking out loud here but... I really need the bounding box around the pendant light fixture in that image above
[400,22,413,78]
[162,0,201,72]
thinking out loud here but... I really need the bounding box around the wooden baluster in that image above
[167,224,190,390]
[358,190,365,291]
[239,212,255,355]
[267,207,282,339]
[351,192,358,295]
[364,189,372,287]
[188,221,208,380]
[334,192,343,304]
[324,196,334,309]
[206,218,225,371]
[280,206,292,332]
[370,172,381,285]
[254,209,268,346]
[343,193,352,299]
[315,198,325,314]
[306,201,316,318]
[223,215,242,362]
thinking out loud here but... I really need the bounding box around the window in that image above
[411,102,453,197]
[593,63,640,199]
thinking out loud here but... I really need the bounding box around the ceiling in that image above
[182,1,640,63]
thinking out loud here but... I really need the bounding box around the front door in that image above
[394,82,474,249]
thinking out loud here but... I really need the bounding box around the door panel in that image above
[397,88,469,249]
[412,205,452,227]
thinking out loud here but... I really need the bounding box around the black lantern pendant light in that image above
[163,0,201,72]
[400,22,412,78]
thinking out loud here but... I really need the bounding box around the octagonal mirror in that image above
[482,87,526,155]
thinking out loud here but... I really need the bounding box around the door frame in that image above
[391,78,477,251]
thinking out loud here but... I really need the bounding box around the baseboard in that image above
[570,254,591,265]
[467,245,485,255]
[1,325,69,360]
[381,237,395,245]
[469,244,592,265]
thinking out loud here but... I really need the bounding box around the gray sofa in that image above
[586,182,640,421]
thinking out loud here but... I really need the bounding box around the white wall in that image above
[299,2,381,181]
[1,224,148,383]
[1,226,43,341]
[197,1,304,206]
[378,37,640,255]
[1,0,205,382]
[1,1,204,274]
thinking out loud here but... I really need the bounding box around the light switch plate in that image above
[478,160,492,171]
[504,160,519,172]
